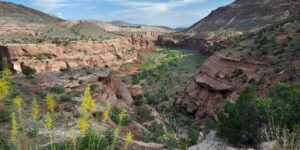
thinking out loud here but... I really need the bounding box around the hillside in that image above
[109,20,174,33]
[185,0,300,34]
[0,1,62,23]
[178,18,300,120]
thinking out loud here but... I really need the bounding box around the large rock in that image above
[177,53,270,120]
[260,141,280,150]
[188,131,239,150]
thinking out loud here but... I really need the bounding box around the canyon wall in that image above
[157,34,231,54]
[176,53,270,120]
[2,32,157,72]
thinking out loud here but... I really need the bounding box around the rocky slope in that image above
[1,32,157,73]
[5,66,164,149]
[177,18,300,120]
[185,0,300,33]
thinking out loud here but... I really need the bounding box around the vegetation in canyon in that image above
[1,0,300,149]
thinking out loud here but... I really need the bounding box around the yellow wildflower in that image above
[0,80,9,100]
[69,128,77,149]
[125,132,133,143]
[11,112,18,144]
[46,94,55,113]
[101,102,111,124]
[124,132,134,150]
[1,57,13,82]
[69,128,76,142]
[31,99,39,121]
[81,85,95,113]
[77,117,88,135]
[13,96,23,113]
[118,110,127,124]
[45,113,53,130]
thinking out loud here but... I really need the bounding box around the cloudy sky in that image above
[7,0,234,28]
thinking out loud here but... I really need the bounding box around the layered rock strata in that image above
[176,53,270,120]
[2,33,156,72]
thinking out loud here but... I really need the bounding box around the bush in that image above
[49,84,65,94]
[22,66,36,78]
[0,136,10,150]
[0,106,11,122]
[269,82,300,129]
[140,130,153,142]
[218,82,300,145]
[110,107,131,126]
[147,121,165,137]
[217,86,268,144]
[59,94,72,102]
[187,128,199,145]
[136,106,154,122]
[232,68,244,78]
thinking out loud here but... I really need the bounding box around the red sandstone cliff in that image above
[176,53,270,120]
[2,33,157,72]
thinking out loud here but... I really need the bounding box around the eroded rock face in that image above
[177,53,270,120]
[157,34,231,54]
[2,33,157,72]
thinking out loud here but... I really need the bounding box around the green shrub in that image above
[141,130,153,142]
[136,106,154,122]
[110,107,131,126]
[232,68,244,78]
[77,130,109,150]
[22,66,36,78]
[49,84,65,94]
[147,121,165,137]
[217,86,268,144]
[0,106,11,122]
[269,82,300,128]
[78,80,84,85]
[0,136,10,150]
[187,128,199,145]
[218,82,300,145]
[133,95,144,106]
[59,94,72,102]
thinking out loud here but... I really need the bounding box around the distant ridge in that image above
[0,1,63,23]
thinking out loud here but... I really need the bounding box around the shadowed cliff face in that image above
[0,45,15,72]
[185,0,300,33]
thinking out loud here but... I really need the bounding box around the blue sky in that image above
[6,0,234,28]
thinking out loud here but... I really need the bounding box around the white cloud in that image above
[106,0,207,14]
[100,0,211,27]
[29,0,78,11]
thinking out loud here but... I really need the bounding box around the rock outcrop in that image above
[185,0,300,33]
[177,53,270,120]
[2,33,156,72]
[157,34,231,54]
[188,131,239,150]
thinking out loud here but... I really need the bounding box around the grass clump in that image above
[49,84,65,94]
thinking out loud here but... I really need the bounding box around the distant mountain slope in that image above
[185,0,300,33]
[0,1,62,23]
[108,20,174,32]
